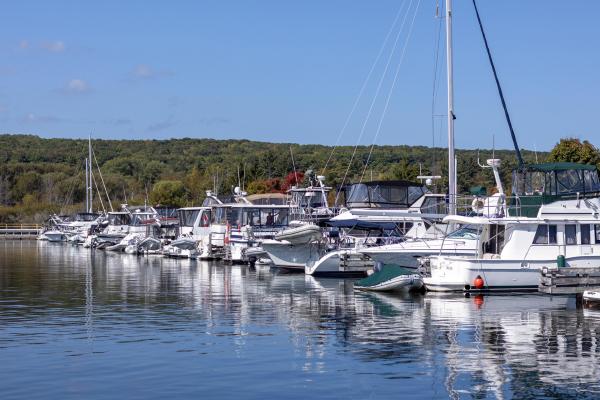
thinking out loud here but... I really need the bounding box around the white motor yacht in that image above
[424,162,600,291]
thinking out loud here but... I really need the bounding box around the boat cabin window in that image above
[178,209,201,227]
[420,196,448,215]
[213,207,289,227]
[533,224,557,245]
[199,210,211,227]
[76,213,99,222]
[108,213,131,226]
[595,225,600,244]
[345,182,426,208]
[211,207,229,225]
[131,213,154,226]
[513,164,600,197]
[581,224,591,245]
[483,225,505,255]
[241,208,289,227]
[448,225,480,240]
[565,224,577,245]
[155,207,178,219]
[292,191,327,209]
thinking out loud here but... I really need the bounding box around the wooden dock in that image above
[539,266,600,295]
[0,224,42,240]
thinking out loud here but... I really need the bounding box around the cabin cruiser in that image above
[304,180,449,277]
[163,206,213,258]
[39,213,102,243]
[424,162,600,291]
[63,212,102,243]
[102,206,161,251]
[257,174,335,269]
[360,159,507,269]
[218,202,291,263]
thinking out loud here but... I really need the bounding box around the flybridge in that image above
[342,181,427,209]
[510,162,600,217]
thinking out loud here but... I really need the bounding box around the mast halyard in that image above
[446,0,457,215]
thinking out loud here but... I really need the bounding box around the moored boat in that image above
[354,265,423,292]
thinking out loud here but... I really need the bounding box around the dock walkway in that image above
[539,266,600,295]
[0,224,42,240]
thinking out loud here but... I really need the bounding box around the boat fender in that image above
[474,275,484,289]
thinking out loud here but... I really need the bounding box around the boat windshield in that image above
[447,225,480,240]
[178,209,201,227]
[75,213,99,222]
[131,213,155,226]
[292,190,327,208]
[108,213,131,226]
[215,207,290,227]
[346,181,425,208]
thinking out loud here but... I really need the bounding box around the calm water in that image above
[2,242,600,399]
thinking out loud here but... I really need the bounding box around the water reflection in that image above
[1,241,600,399]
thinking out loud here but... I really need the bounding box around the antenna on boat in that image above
[290,146,299,187]
[472,0,524,169]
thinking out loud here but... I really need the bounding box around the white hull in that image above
[305,249,373,277]
[362,239,477,269]
[274,224,321,245]
[583,290,600,304]
[425,255,600,292]
[261,239,324,269]
[44,231,65,242]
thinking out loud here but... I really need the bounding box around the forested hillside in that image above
[0,134,594,222]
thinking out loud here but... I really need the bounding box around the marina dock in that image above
[0,224,41,240]
[539,266,600,295]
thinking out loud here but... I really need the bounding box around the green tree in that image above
[150,180,186,207]
[548,138,600,166]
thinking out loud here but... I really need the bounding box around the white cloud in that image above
[21,113,63,123]
[41,40,66,53]
[134,64,153,78]
[62,78,91,94]
[131,64,173,81]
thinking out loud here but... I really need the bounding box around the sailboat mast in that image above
[85,157,89,212]
[446,0,457,215]
[88,134,93,213]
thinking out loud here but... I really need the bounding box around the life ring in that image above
[471,198,485,214]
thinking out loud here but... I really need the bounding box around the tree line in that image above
[0,134,594,222]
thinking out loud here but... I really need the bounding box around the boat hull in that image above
[261,240,324,270]
[424,255,600,292]
[305,249,372,277]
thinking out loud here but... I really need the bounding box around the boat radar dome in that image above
[487,159,501,168]
[234,186,241,195]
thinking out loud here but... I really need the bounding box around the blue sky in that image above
[0,1,598,150]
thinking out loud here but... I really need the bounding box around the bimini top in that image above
[512,162,600,197]
[522,162,596,172]
[344,180,427,209]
